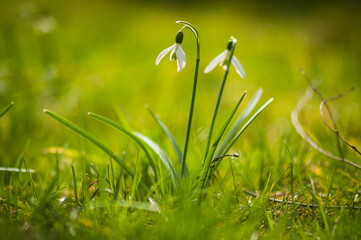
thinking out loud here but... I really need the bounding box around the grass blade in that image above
[44,109,149,192]
[72,165,78,204]
[88,112,157,173]
[88,112,156,172]
[8,139,31,186]
[284,144,307,200]
[134,132,179,189]
[89,111,179,188]
[285,144,330,233]
[0,101,14,119]
[23,158,38,201]
[218,98,273,156]
[15,139,31,168]
[114,152,125,200]
[146,106,183,165]
[217,89,263,155]
[131,151,141,202]
[0,167,35,173]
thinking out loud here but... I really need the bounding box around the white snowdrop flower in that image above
[204,40,246,78]
[156,30,186,72]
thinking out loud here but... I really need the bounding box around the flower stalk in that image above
[197,37,238,203]
[176,21,201,178]
[203,37,237,167]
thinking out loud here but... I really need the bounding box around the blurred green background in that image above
[0,0,360,173]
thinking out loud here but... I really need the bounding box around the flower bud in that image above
[226,40,233,51]
[175,30,184,44]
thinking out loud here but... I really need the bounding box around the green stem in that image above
[181,58,199,177]
[203,38,237,164]
[203,63,230,165]
[177,21,201,178]
[196,38,238,203]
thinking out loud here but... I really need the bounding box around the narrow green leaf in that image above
[23,158,38,201]
[112,105,131,129]
[274,166,289,190]
[210,91,247,157]
[89,111,179,188]
[15,139,31,168]
[217,89,263,155]
[109,156,115,194]
[0,101,14,119]
[219,98,273,156]
[265,210,274,231]
[88,112,157,173]
[0,167,34,173]
[146,106,183,164]
[44,109,150,192]
[9,139,31,186]
[90,188,99,200]
[131,151,141,202]
[284,144,307,200]
[114,152,125,200]
[134,132,179,189]
[72,165,78,204]
[326,165,336,207]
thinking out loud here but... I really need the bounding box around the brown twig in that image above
[300,68,346,160]
[319,88,361,156]
[86,173,100,189]
[242,189,361,209]
[291,87,361,170]
[88,179,100,189]
[301,69,360,159]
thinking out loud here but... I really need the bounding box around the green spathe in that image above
[175,30,183,44]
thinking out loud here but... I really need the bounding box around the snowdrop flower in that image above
[204,40,246,78]
[155,30,186,72]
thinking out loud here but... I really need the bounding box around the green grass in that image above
[1,0,361,239]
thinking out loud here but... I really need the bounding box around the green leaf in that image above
[89,112,179,189]
[88,112,157,173]
[217,89,263,155]
[23,158,38,201]
[218,98,273,157]
[43,109,150,192]
[72,165,78,204]
[146,106,183,164]
[134,132,179,189]
[114,152,125,200]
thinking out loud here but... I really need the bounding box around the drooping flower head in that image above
[156,30,186,72]
[204,38,246,79]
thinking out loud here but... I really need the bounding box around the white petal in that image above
[155,45,174,65]
[176,45,186,72]
[231,56,246,79]
[204,50,227,73]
